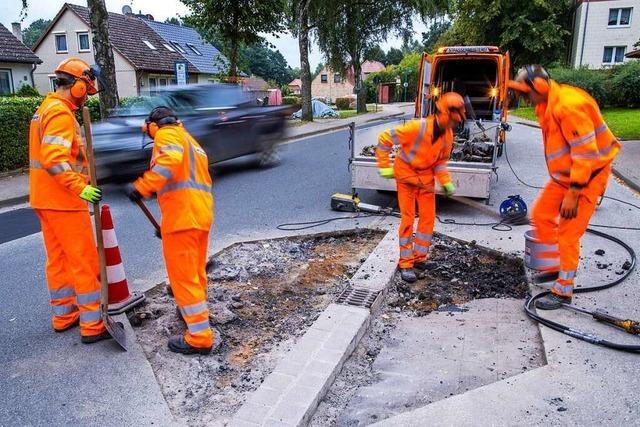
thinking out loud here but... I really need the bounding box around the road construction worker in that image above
[125,106,216,355]
[376,92,465,282]
[29,58,112,343]
[508,65,620,310]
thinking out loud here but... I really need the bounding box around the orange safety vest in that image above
[29,93,89,211]
[134,124,213,233]
[536,81,620,188]
[376,116,453,185]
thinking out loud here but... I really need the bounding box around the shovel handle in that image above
[134,198,161,237]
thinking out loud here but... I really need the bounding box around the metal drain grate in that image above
[336,286,380,308]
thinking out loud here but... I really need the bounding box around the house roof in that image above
[143,19,227,74]
[243,75,269,90]
[362,60,385,74]
[626,49,640,59]
[33,3,200,74]
[0,24,41,64]
[288,78,301,87]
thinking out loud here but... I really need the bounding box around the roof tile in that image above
[0,24,41,64]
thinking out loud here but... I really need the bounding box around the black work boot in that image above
[530,271,559,284]
[176,307,185,324]
[400,268,417,283]
[535,293,572,310]
[414,261,437,272]
[81,329,114,344]
[168,334,220,355]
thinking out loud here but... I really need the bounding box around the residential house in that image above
[0,23,42,95]
[570,0,640,68]
[288,78,301,95]
[32,3,228,97]
[311,60,384,102]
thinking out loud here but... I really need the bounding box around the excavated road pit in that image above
[311,234,546,426]
[131,229,384,426]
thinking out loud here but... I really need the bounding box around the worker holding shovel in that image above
[28,58,112,343]
[125,106,217,355]
[508,65,620,309]
[376,92,465,282]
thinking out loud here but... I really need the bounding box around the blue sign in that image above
[175,61,189,85]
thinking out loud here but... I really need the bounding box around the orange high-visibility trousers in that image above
[531,164,611,297]
[162,229,212,349]
[35,209,105,336]
[397,178,436,269]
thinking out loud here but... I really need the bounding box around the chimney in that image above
[11,22,22,43]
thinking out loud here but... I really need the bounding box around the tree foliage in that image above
[421,20,450,52]
[365,45,387,64]
[385,47,404,65]
[238,43,293,86]
[440,0,575,66]
[181,0,287,78]
[314,0,414,112]
[22,18,51,48]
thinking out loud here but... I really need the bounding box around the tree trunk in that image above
[229,39,238,79]
[298,2,313,122]
[87,0,118,118]
[353,58,366,113]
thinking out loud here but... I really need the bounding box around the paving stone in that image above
[259,372,296,394]
[233,402,272,425]
[247,386,282,408]
[268,402,309,426]
[229,419,261,427]
[273,361,306,378]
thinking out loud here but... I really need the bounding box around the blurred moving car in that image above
[92,84,291,181]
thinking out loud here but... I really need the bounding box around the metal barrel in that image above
[524,230,560,271]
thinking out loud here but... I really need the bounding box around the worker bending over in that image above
[376,92,465,282]
[29,58,111,343]
[509,65,620,309]
[126,107,217,354]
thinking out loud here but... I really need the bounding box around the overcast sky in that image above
[1,0,426,69]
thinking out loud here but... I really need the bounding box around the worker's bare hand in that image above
[560,190,579,219]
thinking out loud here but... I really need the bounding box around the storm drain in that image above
[336,286,380,309]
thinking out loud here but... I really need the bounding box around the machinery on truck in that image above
[350,46,511,200]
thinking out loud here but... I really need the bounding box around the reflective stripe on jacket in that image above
[134,124,213,233]
[536,81,620,188]
[29,93,89,211]
[376,116,453,186]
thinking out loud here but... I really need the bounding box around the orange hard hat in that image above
[55,57,98,96]
[436,92,466,121]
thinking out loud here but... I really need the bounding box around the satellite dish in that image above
[122,5,132,15]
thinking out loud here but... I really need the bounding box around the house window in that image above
[0,70,13,95]
[171,42,187,54]
[608,8,632,27]
[186,43,202,55]
[77,32,90,52]
[603,46,626,64]
[143,40,157,50]
[55,34,68,53]
[321,74,328,83]
[163,43,175,52]
[334,73,341,83]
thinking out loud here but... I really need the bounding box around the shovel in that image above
[82,107,128,351]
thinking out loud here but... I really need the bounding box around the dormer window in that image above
[143,40,157,50]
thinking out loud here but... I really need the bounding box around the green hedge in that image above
[0,95,150,172]
[335,97,351,110]
[608,61,640,108]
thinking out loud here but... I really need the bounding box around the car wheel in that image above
[258,141,280,168]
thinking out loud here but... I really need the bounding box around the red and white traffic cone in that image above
[101,204,145,314]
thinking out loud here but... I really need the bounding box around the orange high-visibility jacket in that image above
[376,116,453,186]
[134,124,213,233]
[29,93,89,211]
[536,81,620,189]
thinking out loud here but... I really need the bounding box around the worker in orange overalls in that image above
[29,58,112,343]
[376,92,465,282]
[125,106,216,354]
[508,65,620,309]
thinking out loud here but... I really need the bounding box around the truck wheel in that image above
[258,141,280,168]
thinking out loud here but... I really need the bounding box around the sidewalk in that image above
[0,103,413,208]
[613,140,640,193]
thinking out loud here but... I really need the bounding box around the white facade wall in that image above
[32,9,138,97]
[0,62,35,92]
[571,0,640,69]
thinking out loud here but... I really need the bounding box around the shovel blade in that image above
[104,314,128,351]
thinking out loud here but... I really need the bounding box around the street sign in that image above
[174,61,189,85]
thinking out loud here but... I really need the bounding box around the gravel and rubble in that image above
[310,234,540,426]
[130,229,384,426]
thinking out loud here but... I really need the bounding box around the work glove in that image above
[443,182,456,197]
[379,167,394,179]
[79,185,102,203]
[560,189,580,219]
[124,183,143,202]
